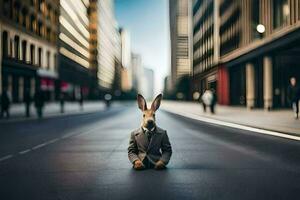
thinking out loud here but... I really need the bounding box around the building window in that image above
[46,51,50,69]
[21,41,27,61]
[30,44,35,64]
[2,31,9,58]
[46,5,51,20]
[46,28,51,41]
[21,8,28,28]
[38,47,42,66]
[37,21,43,36]
[252,0,260,40]
[53,54,57,71]
[273,0,289,28]
[14,36,20,59]
[30,15,34,32]
[3,0,12,18]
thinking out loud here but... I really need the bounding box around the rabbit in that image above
[128,94,172,170]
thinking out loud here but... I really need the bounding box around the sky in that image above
[115,0,170,95]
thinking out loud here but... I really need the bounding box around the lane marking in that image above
[0,154,13,162]
[47,138,60,144]
[163,109,300,141]
[32,143,47,150]
[0,117,112,163]
[19,149,31,155]
[60,135,71,139]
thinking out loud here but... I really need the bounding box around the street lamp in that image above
[256,24,266,34]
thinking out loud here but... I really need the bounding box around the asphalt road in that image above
[0,104,300,200]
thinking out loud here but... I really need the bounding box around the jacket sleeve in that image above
[128,132,139,164]
[160,131,172,165]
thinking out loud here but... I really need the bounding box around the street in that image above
[0,104,300,200]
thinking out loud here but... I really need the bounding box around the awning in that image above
[37,69,58,79]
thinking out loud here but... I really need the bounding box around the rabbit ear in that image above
[137,94,147,111]
[151,94,162,111]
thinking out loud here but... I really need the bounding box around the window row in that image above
[2,0,58,44]
[2,31,57,71]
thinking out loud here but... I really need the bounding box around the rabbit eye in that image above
[153,114,156,117]
[143,114,145,118]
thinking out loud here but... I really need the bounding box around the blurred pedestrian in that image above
[24,88,31,117]
[201,89,217,114]
[34,89,45,119]
[104,93,112,109]
[79,94,83,111]
[287,77,300,119]
[60,92,65,113]
[0,89,10,119]
[210,89,217,114]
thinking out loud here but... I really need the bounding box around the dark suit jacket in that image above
[128,126,172,165]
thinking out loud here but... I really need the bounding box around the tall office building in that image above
[131,53,143,93]
[192,0,220,96]
[169,0,193,90]
[97,0,117,91]
[88,0,99,97]
[112,25,122,94]
[119,28,132,91]
[1,0,59,102]
[59,0,92,99]
[142,67,154,100]
[192,0,300,109]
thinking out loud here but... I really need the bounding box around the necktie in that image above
[145,130,153,142]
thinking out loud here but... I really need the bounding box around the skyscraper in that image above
[192,0,220,97]
[97,0,118,91]
[119,28,132,92]
[169,0,193,90]
[131,53,143,93]
[59,0,92,99]
[142,67,154,100]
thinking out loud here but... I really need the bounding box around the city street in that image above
[0,104,300,200]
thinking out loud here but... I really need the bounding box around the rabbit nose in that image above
[147,120,154,125]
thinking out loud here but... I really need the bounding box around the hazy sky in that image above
[115,0,170,95]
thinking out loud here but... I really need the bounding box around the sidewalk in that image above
[0,101,107,122]
[161,101,300,136]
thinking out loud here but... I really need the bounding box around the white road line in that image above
[1,124,102,162]
[0,154,13,162]
[47,138,60,144]
[32,143,47,150]
[19,149,31,155]
[164,109,300,141]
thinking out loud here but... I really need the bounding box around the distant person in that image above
[201,89,217,114]
[34,90,45,119]
[210,89,217,114]
[104,93,112,109]
[287,77,300,119]
[0,89,10,119]
[60,93,65,113]
[24,89,31,117]
[79,94,83,111]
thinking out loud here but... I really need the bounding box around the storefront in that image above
[224,28,300,109]
[2,58,36,103]
[37,69,58,101]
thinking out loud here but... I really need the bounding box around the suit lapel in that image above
[136,128,149,149]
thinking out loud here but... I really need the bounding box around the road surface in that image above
[0,104,300,200]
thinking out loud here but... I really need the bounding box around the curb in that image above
[0,105,125,124]
[162,108,300,141]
